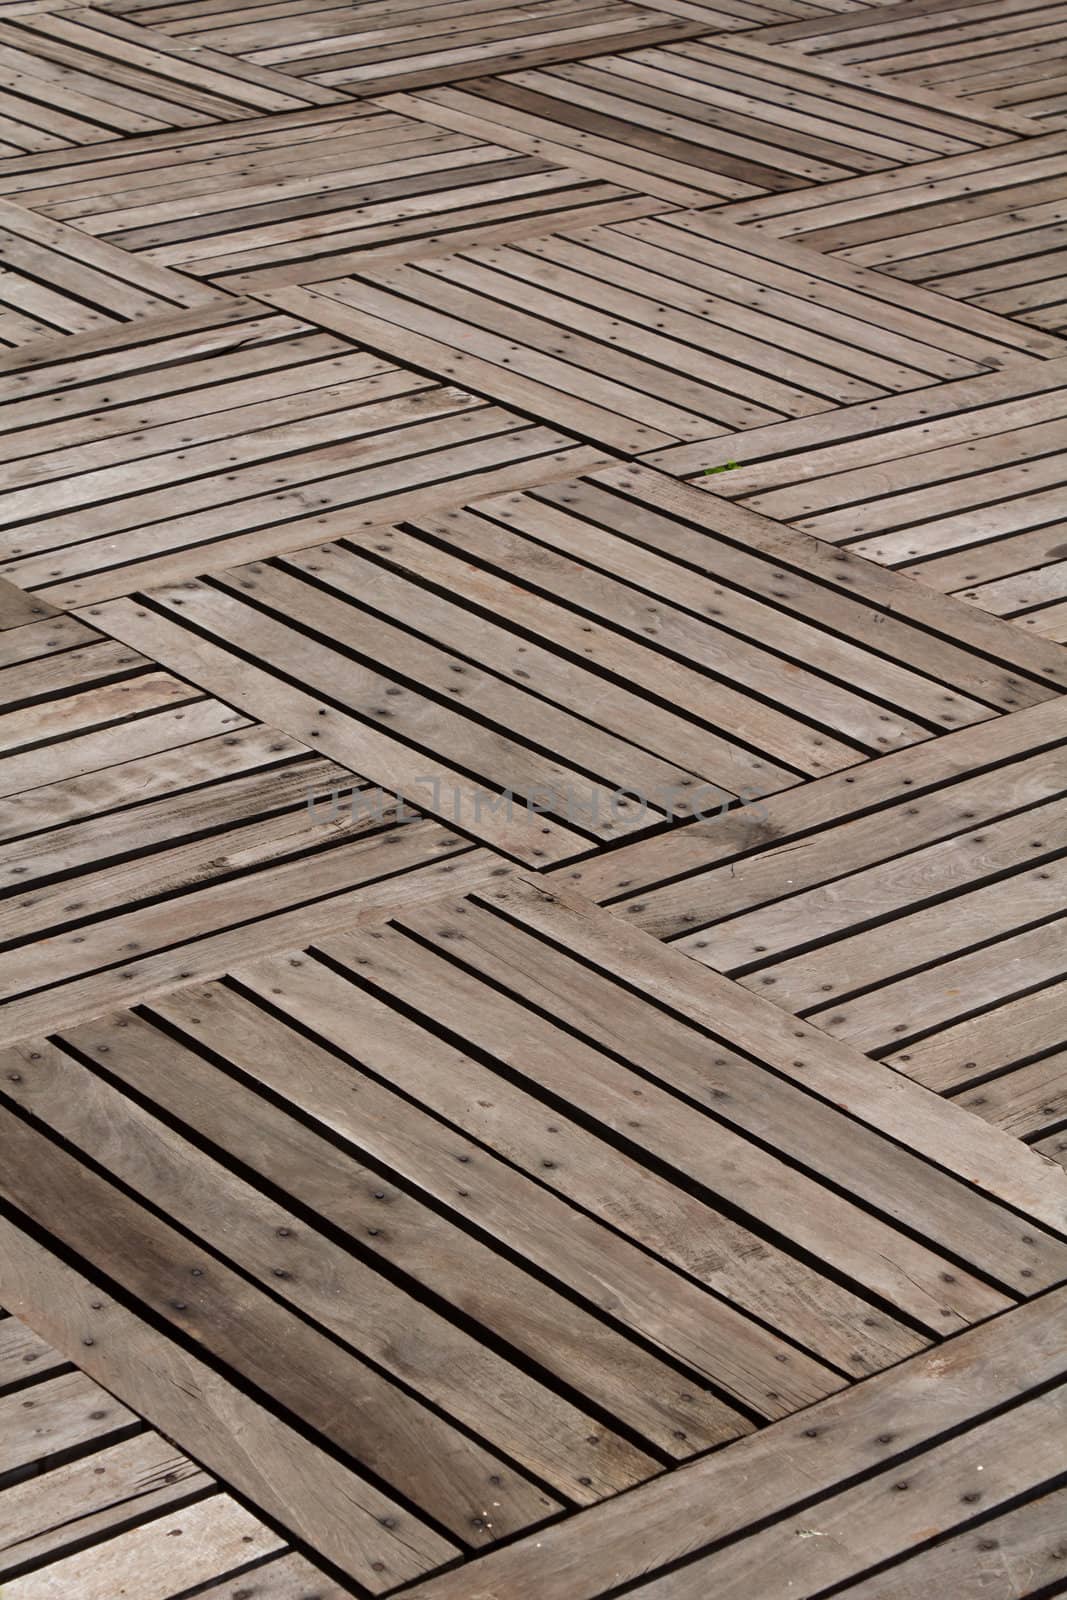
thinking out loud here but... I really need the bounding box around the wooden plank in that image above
[0,1314,67,1389]
[0,696,249,801]
[579,695,1067,1148]
[615,209,1067,360]
[0,813,480,1001]
[952,1050,1067,1139]
[806,916,1067,1052]
[617,1385,1067,1598]
[0,577,58,629]
[0,847,507,1046]
[0,723,315,843]
[751,0,1067,135]
[672,794,1067,979]
[887,974,1067,1091]
[189,1554,352,1599]
[559,696,1067,905]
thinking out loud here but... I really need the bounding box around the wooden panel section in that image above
[755,0,1067,130]
[1,2,1065,1594]
[717,130,1067,335]
[0,103,671,291]
[63,462,1067,877]
[649,358,1067,633]
[0,1310,341,1599]
[0,4,341,157]
[0,1223,455,1592]
[91,0,712,95]
[398,1286,1067,1600]
[0,298,606,606]
[254,211,1065,466]
[0,610,500,1039]
[2,878,1065,1589]
[584,698,1067,1148]
[376,35,1033,215]
[0,197,226,349]
[637,0,872,18]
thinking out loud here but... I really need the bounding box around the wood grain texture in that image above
[2,2,1066,1595]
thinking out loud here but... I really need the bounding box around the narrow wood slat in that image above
[78,592,591,863]
[953,1050,1067,1139]
[0,576,58,629]
[751,0,1067,131]
[0,1314,67,1389]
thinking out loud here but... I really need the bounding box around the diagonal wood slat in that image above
[0,1308,345,1598]
[653,357,1067,635]
[0,101,672,291]
[372,35,1039,216]
[91,0,718,95]
[753,0,1067,130]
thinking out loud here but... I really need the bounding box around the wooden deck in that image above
[0,1,1065,1596]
